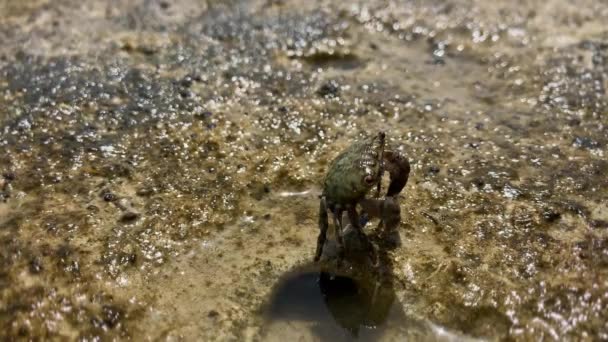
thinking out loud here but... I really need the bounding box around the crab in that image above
[314,132,410,263]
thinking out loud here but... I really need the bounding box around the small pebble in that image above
[136,187,155,197]
[542,208,561,223]
[2,172,15,181]
[316,80,340,98]
[120,211,139,222]
[103,192,116,202]
[572,136,601,149]
[180,76,193,88]
[29,257,43,274]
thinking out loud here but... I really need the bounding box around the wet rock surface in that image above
[1,0,608,340]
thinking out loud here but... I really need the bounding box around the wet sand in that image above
[1,0,607,340]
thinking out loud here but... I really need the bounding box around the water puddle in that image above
[263,267,408,340]
[262,264,473,341]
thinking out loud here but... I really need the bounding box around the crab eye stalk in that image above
[364,175,375,185]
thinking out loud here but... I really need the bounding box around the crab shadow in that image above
[261,228,424,341]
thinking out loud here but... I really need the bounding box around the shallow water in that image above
[265,270,403,341]
[1,0,608,340]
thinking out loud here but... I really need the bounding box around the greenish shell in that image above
[323,135,384,204]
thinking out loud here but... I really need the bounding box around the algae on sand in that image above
[1,0,607,340]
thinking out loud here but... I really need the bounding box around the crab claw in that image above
[383,150,410,197]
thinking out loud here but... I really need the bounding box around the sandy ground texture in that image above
[1,0,607,340]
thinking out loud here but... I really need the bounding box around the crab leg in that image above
[383,150,410,197]
[314,197,329,262]
[359,197,401,233]
[346,205,362,231]
[332,206,345,259]
[346,204,378,263]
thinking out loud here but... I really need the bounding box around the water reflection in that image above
[318,271,398,337]
[263,264,479,341]
[265,268,406,341]
[266,219,425,339]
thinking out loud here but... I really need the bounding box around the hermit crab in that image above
[315,132,410,263]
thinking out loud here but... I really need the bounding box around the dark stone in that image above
[263,214,271,220]
[542,208,561,223]
[120,211,139,223]
[316,80,340,98]
[135,187,155,197]
[17,326,28,337]
[122,253,137,265]
[2,172,15,181]
[572,136,601,149]
[180,77,193,88]
[194,111,212,120]
[102,305,123,328]
[249,182,270,200]
[100,162,132,179]
[303,52,363,70]
[102,192,116,202]
[567,118,581,126]
[590,220,608,229]
[472,178,485,189]
[428,165,440,175]
[86,204,99,212]
[65,260,80,274]
[29,257,43,274]
[91,316,104,329]
[429,56,445,65]
[208,310,219,318]
[56,244,72,259]
[562,201,588,217]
